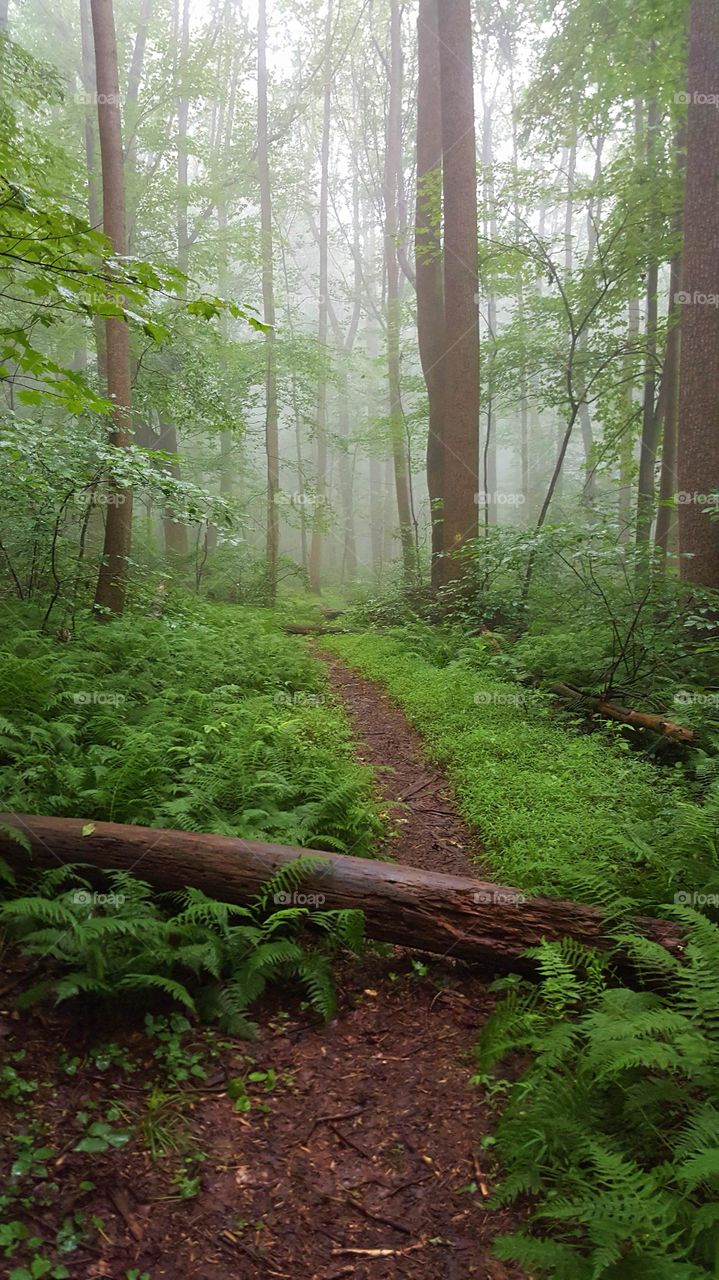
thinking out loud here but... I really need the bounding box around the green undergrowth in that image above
[0,601,383,853]
[0,600,382,1027]
[322,629,714,906]
[478,914,719,1279]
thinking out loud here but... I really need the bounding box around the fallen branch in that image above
[0,815,683,978]
[284,623,363,636]
[550,682,699,744]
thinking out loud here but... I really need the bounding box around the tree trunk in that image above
[480,72,497,529]
[437,0,479,582]
[79,0,106,383]
[258,0,280,601]
[416,0,445,587]
[636,97,660,550]
[654,256,682,563]
[308,0,333,595]
[619,297,641,539]
[0,815,684,975]
[385,0,416,581]
[677,0,719,590]
[157,421,187,559]
[176,0,190,277]
[90,0,133,619]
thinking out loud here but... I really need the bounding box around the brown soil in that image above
[317,649,486,878]
[0,655,527,1280]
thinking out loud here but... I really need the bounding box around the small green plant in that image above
[0,859,365,1033]
[0,1055,38,1105]
[478,910,719,1279]
[73,1107,131,1154]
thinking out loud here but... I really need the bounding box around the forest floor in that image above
[0,651,527,1280]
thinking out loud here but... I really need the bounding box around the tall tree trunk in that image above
[0,2,8,33]
[436,0,479,581]
[369,454,383,578]
[578,137,604,504]
[384,0,415,580]
[124,0,153,249]
[80,0,106,383]
[509,57,529,518]
[677,0,719,589]
[176,0,190,277]
[654,261,681,564]
[90,0,133,618]
[636,97,660,550]
[480,66,497,529]
[416,0,445,585]
[619,296,640,538]
[308,0,333,594]
[258,0,279,600]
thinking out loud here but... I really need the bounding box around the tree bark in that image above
[677,0,719,589]
[654,255,682,562]
[550,683,699,744]
[0,815,684,975]
[308,0,333,594]
[636,97,660,550]
[258,0,280,601]
[416,0,445,586]
[90,0,133,618]
[385,0,416,581]
[436,0,479,581]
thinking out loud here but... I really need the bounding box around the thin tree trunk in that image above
[90,0,133,618]
[416,0,445,585]
[308,0,333,594]
[677,0,719,589]
[636,96,660,550]
[258,0,279,600]
[384,0,416,580]
[436,0,479,581]
[80,0,106,383]
[654,130,685,565]
[619,297,641,538]
[481,67,497,528]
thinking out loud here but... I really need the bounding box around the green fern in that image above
[480,913,719,1278]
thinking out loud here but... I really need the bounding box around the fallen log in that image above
[550,682,699,745]
[283,623,363,636]
[0,815,683,976]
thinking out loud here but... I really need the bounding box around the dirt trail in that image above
[0,655,526,1280]
[317,648,486,878]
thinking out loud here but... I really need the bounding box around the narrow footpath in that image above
[0,654,527,1280]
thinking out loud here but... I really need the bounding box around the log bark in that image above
[550,683,699,744]
[283,623,362,636]
[0,815,683,975]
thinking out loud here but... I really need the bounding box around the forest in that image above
[0,0,718,1275]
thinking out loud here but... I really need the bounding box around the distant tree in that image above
[90,0,133,617]
[676,0,719,590]
[437,0,479,583]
